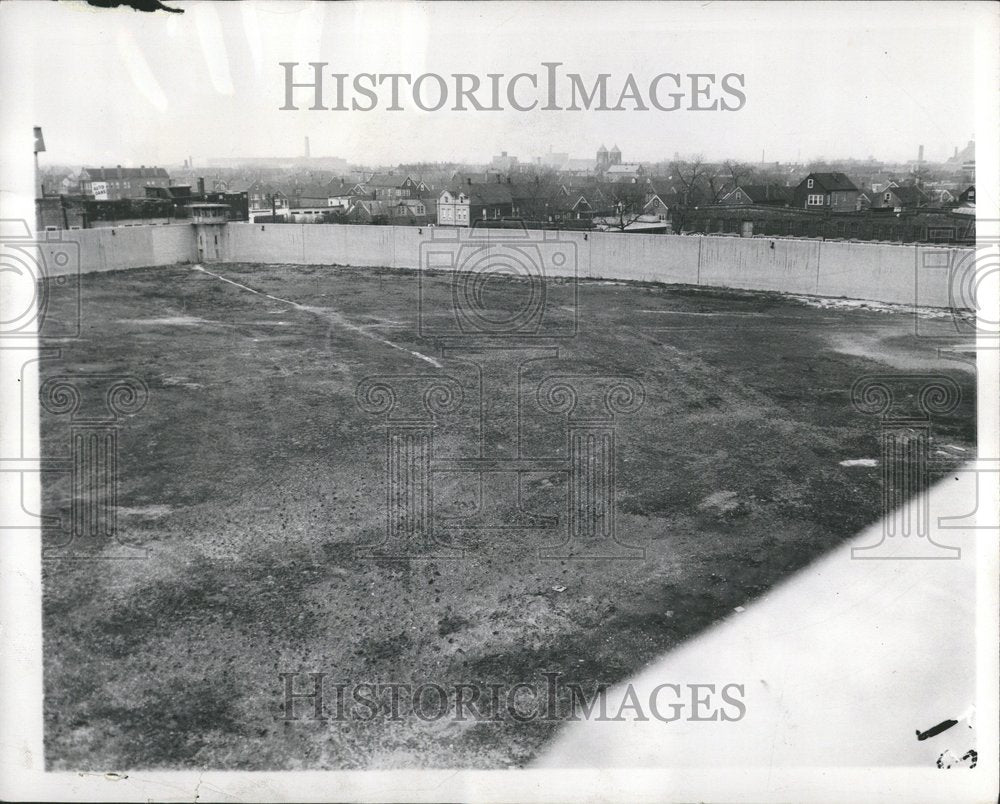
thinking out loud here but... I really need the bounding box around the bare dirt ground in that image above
[40,262,976,769]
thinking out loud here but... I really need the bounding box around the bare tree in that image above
[703,167,731,205]
[509,170,561,221]
[670,157,706,206]
[603,182,647,232]
[723,160,755,191]
[669,158,708,232]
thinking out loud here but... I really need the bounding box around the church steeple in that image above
[597,144,609,170]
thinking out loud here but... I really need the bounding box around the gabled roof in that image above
[364,173,412,188]
[886,185,928,205]
[732,184,792,204]
[805,172,858,192]
[646,187,688,206]
[394,198,428,211]
[350,198,392,215]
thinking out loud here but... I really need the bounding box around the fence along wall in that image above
[55,222,970,309]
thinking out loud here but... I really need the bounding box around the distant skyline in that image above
[10,1,984,168]
[37,143,976,173]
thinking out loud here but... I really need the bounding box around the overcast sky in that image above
[11,0,983,169]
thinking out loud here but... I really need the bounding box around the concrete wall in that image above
[40,224,194,277]
[698,236,821,295]
[51,222,970,309]
[224,223,964,307]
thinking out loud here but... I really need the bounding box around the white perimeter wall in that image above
[39,224,194,277]
[50,223,971,308]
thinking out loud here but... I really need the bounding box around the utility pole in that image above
[33,126,46,199]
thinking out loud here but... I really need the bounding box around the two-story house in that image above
[232,180,289,213]
[438,183,513,227]
[361,174,430,201]
[794,172,859,212]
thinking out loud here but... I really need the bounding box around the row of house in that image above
[431,172,975,231]
[47,162,975,243]
[234,168,976,234]
[228,172,439,223]
[716,174,974,213]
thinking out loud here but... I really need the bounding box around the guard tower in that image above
[187,203,229,262]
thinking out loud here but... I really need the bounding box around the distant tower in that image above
[304,136,310,159]
[597,144,608,170]
[610,144,622,166]
[917,144,924,163]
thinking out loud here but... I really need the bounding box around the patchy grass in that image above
[41,262,975,769]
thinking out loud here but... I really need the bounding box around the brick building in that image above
[79,166,171,200]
